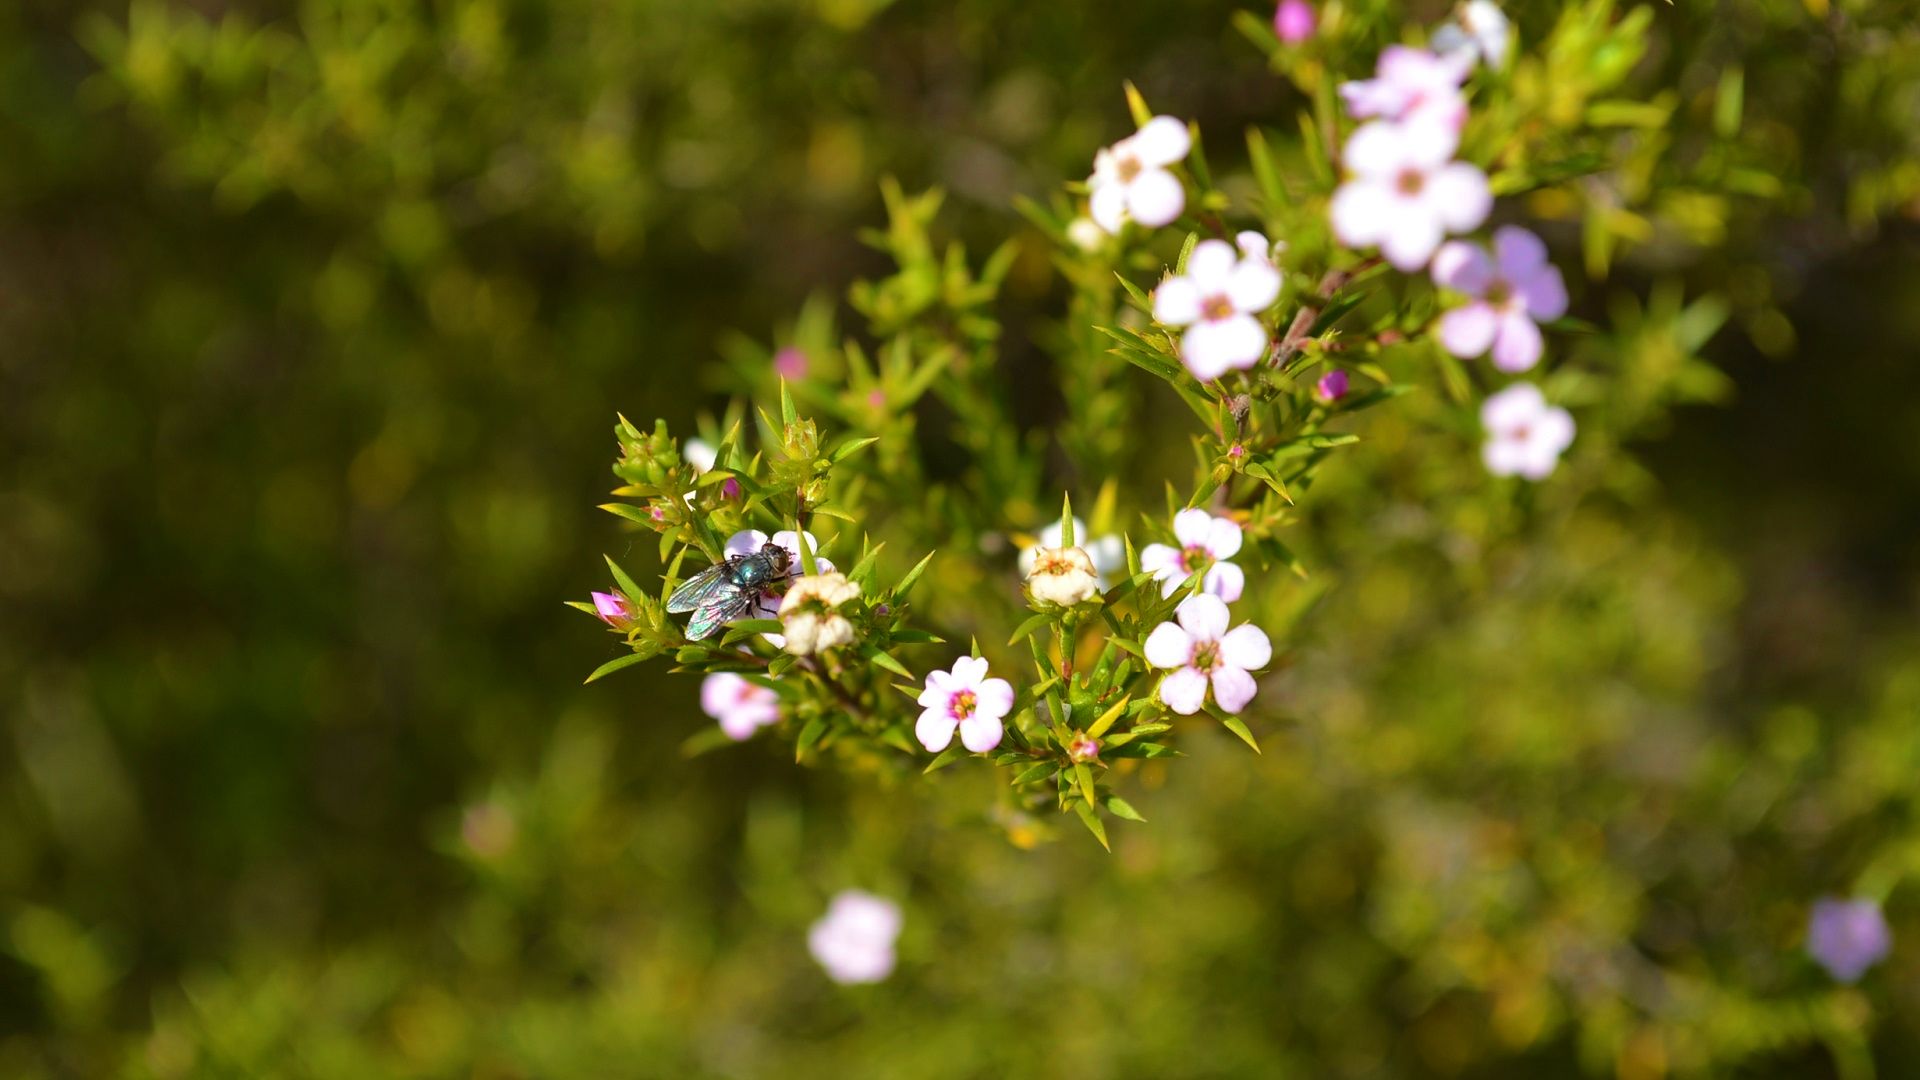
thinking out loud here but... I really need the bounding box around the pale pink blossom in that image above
[1274,0,1316,43]
[1339,46,1471,131]
[809,890,902,985]
[1088,116,1192,233]
[773,347,808,380]
[700,672,780,741]
[590,591,635,629]
[1152,237,1282,379]
[916,655,1015,753]
[1433,1,1513,71]
[1330,119,1490,271]
[1141,508,1246,602]
[1145,594,1273,715]
[1432,226,1568,372]
[1481,383,1574,479]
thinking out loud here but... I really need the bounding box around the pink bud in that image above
[1069,734,1100,763]
[720,477,742,500]
[1314,369,1349,403]
[867,389,887,411]
[1274,0,1316,43]
[774,347,809,381]
[592,591,635,629]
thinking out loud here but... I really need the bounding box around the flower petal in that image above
[1184,314,1267,374]
[1175,593,1230,642]
[701,673,744,718]
[1379,206,1445,272]
[1143,621,1194,669]
[1493,226,1548,277]
[958,713,1005,753]
[1158,666,1210,715]
[1481,383,1547,432]
[1438,302,1499,357]
[1210,666,1258,714]
[915,709,957,752]
[1431,240,1494,295]
[950,654,989,686]
[1125,168,1185,228]
[1220,624,1272,670]
[1204,560,1245,603]
[1519,264,1568,321]
[1340,121,1405,177]
[1132,116,1192,166]
[1490,311,1544,372]
[1226,259,1282,314]
[1140,542,1183,575]
[724,529,769,559]
[1205,516,1243,559]
[1185,240,1238,291]
[974,677,1014,720]
[1427,162,1491,232]
[1172,508,1213,548]
[1153,276,1201,326]
[1330,179,1392,247]
[1089,181,1127,233]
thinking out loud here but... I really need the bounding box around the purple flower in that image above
[1274,0,1316,43]
[1480,383,1574,480]
[774,347,809,380]
[591,591,635,629]
[1432,226,1569,373]
[1339,46,1471,132]
[1315,369,1350,403]
[1808,898,1891,983]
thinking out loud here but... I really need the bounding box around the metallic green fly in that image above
[666,542,795,641]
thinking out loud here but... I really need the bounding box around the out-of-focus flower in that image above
[1432,226,1568,372]
[1141,508,1246,602]
[1330,119,1490,271]
[700,672,780,740]
[777,572,859,656]
[1433,0,1512,71]
[1274,0,1316,43]
[809,890,902,985]
[1067,217,1107,251]
[1152,237,1283,379]
[1027,546,1102,607]
[1339,46,1471,131]
[774,347,808,380]
[460,800,518,859]
[1019,518,1124,587]
[915,655,1014,753]
[1236,229,1281,265]
[1808,897,1891,983]
[1315,369,1350,403]
[1145,594,1272,715]
[1088,115,1192,233]
[591,591,635,629]
[1480,383,1574,479]
[684,438,717,474]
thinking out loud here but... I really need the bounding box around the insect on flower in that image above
[666,542,795,641]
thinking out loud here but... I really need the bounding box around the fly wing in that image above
[666,562,733,613]
[684,590,757,641]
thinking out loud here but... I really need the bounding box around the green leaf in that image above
[680,726,738,759]
[1216,712,1261,753]
[831,436,880,463]
[894,550,936,599]
[795,716,827,760]
[1059,492,1075,547]
[862,645,913,679]
[583,652,646,684]
[1012,762,1055,786]
[1073,802,1111,851]
[1104,795,1146,822]
[779,378,798,427]
[1006,611,1054,646]
[923,745,967,775]
[1072,762,1099,808]
[1122,80,1152,128]
[599,503,659,526]
[603,555,644,602]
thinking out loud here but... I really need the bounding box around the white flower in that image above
[1141,508,1245,602]
[1236,229,1282,264]
[1088,115,1192,234]
[1339,45,1471,131]
[1432,1,1512,71]
[1330,119,1490,272]
[915,655,1015,753]
[700,672,780,741]
[1026,546,1102,607]
[777,572,860,656]
[1145,594,1272,715]
[1152,237,1283,379]
[684,437,717,474]
[1480,383,1574,479]
[808,890,902,985]
[1018,518,1124,587]
[1431,226,1568,372]
[1066,217,1108,252]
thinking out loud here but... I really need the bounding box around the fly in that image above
[666,542,796,641]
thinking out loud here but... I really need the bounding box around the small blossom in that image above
[1274,0,1316,43]
[1027,546,1102,607]
[1066,217,1107,251]
[1339,46,1471,131]
[1808,898,1891,983]
[1330,119,1490,272]
[1019,518,1124,587]
[1432,0,1512,71]
[684,438,717,474]
[777,572,860,656]
[809,890,902,985]
[1152,237,1283,380]
[1235,229,1281,265]
[1480,383,1574,479]
[1145,594,1272,715]
[591,591,635,629]
[1432,226,1568,372]
[915,655,1014,753]
[1068,733,1100,762]
[1141,508,1245,602]
[773,347,808,380]
[1088,115,1192,234]
[700,672,780,741]
[1315,368,1350,403]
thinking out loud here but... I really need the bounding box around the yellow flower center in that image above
[951,689,977,720]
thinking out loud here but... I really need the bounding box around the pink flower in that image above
[1314,368,1350,403]
[1330,119,1490,271]
[1088,116,1192,233]
[1432,226,1568,372]
[773,347,808,380]
[1145,594,1273,715]
[591,591,634,629]
[1339,46,1471,132]
[1151,237,1282,380]
[1274,0,1316,43]
[809,890,902,985]
[1481,383,1574,479]
[700,672,780,741]
[915,655,1015,753]
[1141,509,1245,602]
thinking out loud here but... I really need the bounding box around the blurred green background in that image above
[5,0,1920,1076]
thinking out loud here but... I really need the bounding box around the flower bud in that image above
[1315,368,1349,403]
[1274,0,1316,43]
[592,591,636,629]
[1066,217,1107,252]
[1027,545,1101,607]
[774,346,809,381]
[1068,732,1101,763]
